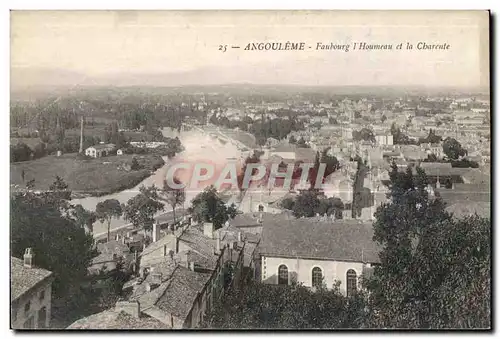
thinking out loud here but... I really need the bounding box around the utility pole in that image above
[79,116,84,153]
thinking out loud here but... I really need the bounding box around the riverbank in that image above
[10,153,165,198]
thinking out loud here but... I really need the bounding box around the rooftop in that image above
[11,257,53,302]
[445,201,490,219]
[260,215,381,263]
[87,143,116,150]
[67,310,168,330]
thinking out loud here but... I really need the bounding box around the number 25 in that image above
[219,45,227,53]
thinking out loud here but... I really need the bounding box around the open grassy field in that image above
[10,153,165,197]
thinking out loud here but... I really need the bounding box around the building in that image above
[259,215,380,296]
[375,134,394,146]
[117,149,124,156]
[11,249,54,329]
[67,303,168,329]
[106,219,256,329]
[85,143,116,158]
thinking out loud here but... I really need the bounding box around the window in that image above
[312,267,323,288]
[278,264,288,285]
[38,307,47,329]
[258,204,264,212]
[39,290,45,302]
[24,301,31,315]
[346,269,357,297]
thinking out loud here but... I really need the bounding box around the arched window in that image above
[346,269,357,297]
[278,264,288,285]
[312,267,323,288]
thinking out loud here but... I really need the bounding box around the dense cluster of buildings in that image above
[11,93,490,330]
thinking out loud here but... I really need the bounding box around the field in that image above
[10,153,165,197]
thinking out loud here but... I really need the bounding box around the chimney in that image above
[163,245,168,257]
[188,261,195,271]
[115,233,120,241]
[180,251,188,265]
[175,235,180,253]
[204,222,215,239]
[23,248,34,268]
[153,221,161,243]
[79,115,84,154]
[238,232,242,242]
[115,300,140,319]
[216,235,221,254]
[122,236,126,245]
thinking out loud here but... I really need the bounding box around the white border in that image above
[2,1,498,339]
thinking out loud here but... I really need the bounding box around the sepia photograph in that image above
[9,10,491,330]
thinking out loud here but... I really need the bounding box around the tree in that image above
[292,189,321,218]
[317,197,344,219]
[188,186,236,229]
[160,177,186,225]
[381,115,387,123]
[96,199,123,242]
[11,183,96,295]
[296,137,309,148]
[280,197,295,210]
[329,117,338,125]
[71,204,97,234]
[419,129,442,145]
[321,148,340,177]
[203,281,368,329]
[10,142,33,162]
[442,137,467,160]
[352,128,375,143]
[123,185,164,233]
[289,135,297,144]
[365,163,490,328]
[130,157,142,171]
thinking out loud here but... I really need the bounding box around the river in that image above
[71,127,243,237]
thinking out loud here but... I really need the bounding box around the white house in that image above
[259,215,380,296]
[85,143,116,158]
[116,149,124,156]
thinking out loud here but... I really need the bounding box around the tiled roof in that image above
[155,266,211,320]
[67,310,168,329]
[230,213,261,228]
[11,257,53,302]
[436,186,491,205]
[260,215,381,263]
[445,202,491,219]
[87,143,116,151]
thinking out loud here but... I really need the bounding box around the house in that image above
[67,302,168,329]
[229,213,264,234]
[110,220,255,329]
[11,249,54,329]
[259,215,380,296]
[88,238,136,275]
[117,149,124,156]
[85,143,116,158]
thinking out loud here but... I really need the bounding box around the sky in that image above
[10,10,490,87]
